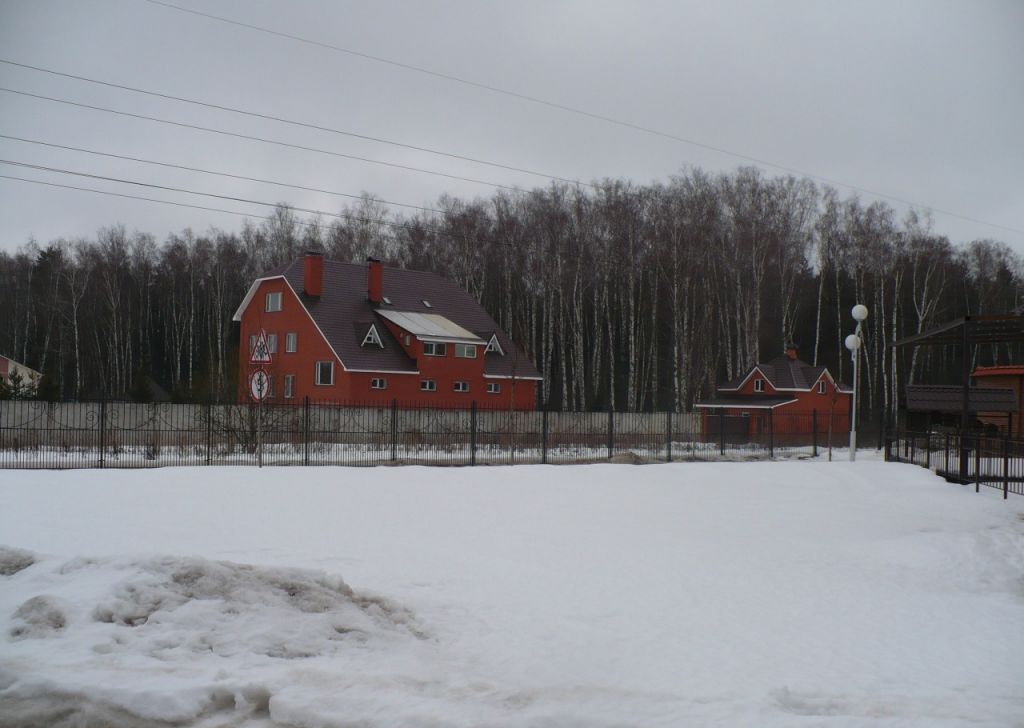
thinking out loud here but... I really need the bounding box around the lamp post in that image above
[845,304,869,461]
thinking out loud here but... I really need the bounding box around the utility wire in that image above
[0,58,593,189]
[0,86,521,192]
[0,161,484,243]
[138,0,1024,238]
[0,133,444,215]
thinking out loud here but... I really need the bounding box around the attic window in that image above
[422,299,432,308]
[818,380,826,394]
[361,324,384,348]
[485,334,504,356]
[754,379,765,393]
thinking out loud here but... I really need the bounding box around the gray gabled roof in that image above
[262,259,541,379]
[718,355,851,393]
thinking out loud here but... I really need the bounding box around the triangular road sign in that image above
[250,329,273,364]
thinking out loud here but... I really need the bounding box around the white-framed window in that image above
[265,375,274,398]
[403,334,412,346]
[455,343,477,359]
[371,378,387,390]
[453,381,469,393]
[283,374,295,399]
[754,379,765,393]
[267,333,278,354]
[485,335,504,355]
[315,361,334,386]
[362,325,383,348]
[420,379,437,392]
[265,291,282,312]
[423,342,447,357]
[286,332,297,353]
[249,334,256,353]
[818,380,826,394]
[486,382,501,394]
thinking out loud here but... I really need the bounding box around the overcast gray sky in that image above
[1,0,1022,254]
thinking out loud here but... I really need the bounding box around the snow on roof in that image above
[376,310,485,344]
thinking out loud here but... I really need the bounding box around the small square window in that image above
[371,378,387,390]
[486,382,501,394]
[286,333,297,353]
[420,379,437,392]
[818,381,826,394]
[423,342,447,357]
[265,291,282,312]
[455,343,477,359]
[283,374,295,399]
[754,379,765,393]
[453,381,469,393]
[315,361,334,386]
[267,333,278,354]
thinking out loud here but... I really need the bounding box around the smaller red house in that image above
[233,254,541,409]
[971,365,1024,436]
[695,345,852,443]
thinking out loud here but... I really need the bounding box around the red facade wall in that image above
[238,279,537,409]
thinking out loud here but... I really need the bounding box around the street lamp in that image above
[845,304,869,461]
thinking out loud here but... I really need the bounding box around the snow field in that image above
[1,459,1023,726]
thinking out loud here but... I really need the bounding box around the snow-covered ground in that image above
[1,459,1022,727]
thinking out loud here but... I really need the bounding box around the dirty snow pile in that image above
[1,459,1023,727]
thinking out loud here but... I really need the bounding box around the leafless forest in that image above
[1,167,1020,415]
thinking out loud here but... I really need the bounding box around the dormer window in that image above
[485,334,504,356]
[381,296,392,305]
[754,379,765,393]
[422,299,432,308]
[361,324,384,348]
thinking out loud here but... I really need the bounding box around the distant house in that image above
[0,355,41,394]
[695,345,852,441]
[232,254,541,409]
[971,366,1024,436]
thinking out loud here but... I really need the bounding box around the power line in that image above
[0,86,522,192]
[0,133,444,215]
[0,162,485,243]
[0,58,593,189]
[138,0,1024,239]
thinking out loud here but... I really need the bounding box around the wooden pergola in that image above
[893,313,1024,480]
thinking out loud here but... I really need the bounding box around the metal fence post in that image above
[607,410,614,459]
[768,409,774,459]
[390,398,398,462]
[975,436,981,493]
[925,433,931,469]
[719,409,725,456]
[812,409,818,457]
[542,408,548,465]
[666,409,673,463]
[910,430,916,465]
[1003,437,1009,500]
[470,401,477,466]
[303,396,310,466]
[945,433,950,476]
[206,399,213,465]
[98,398,106,469]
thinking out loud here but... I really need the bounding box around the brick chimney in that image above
[367,257,383,303]
[784,342,799,361]
[303,251,323,297]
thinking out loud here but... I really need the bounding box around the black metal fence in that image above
[886,430,1024,499]
[0,399,857,469]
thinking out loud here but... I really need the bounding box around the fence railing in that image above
[0,399,857,469]
[886,430,1023,499]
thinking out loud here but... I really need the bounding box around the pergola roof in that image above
[894,314,1024,348]
[904,385,1018,414]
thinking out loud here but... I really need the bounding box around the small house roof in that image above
[718,355,851,393]
[904,385,1018,413]
[695,395,799,410]
[972,365,1024,378]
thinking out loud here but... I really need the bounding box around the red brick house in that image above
[232,254,541,409]
[695,345,852,441]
